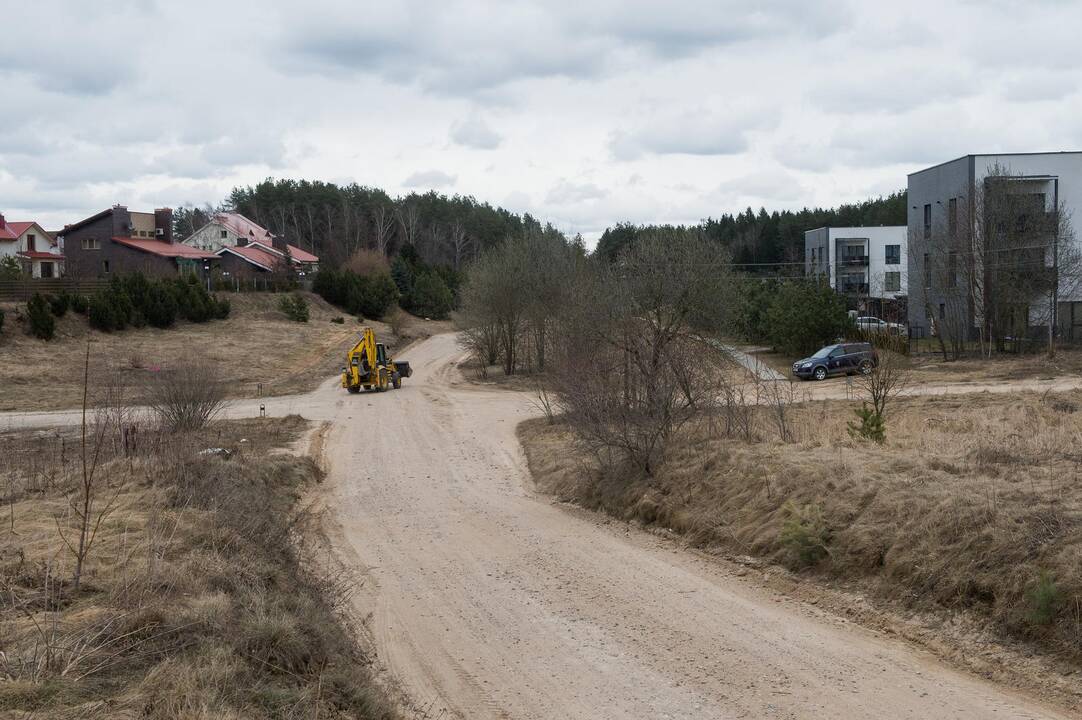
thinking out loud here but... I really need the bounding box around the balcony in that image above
[838,255,869,267]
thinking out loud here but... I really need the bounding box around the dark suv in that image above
[792,342,877,381]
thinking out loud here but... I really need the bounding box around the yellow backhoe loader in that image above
[341,327,413,393]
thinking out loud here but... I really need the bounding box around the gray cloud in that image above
[610,106,775,160]
[450,115,502,150]
[546,180,608,205]
[403,170,457,189]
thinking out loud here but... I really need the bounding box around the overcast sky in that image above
[3,1,1080,242]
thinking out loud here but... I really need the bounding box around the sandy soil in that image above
[3,332,1078,718]
[316,333,1074,720]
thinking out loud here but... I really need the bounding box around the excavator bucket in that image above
[395,361,413,378]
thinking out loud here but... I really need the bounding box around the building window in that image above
[220,229,228,239]
[923,253,931,289]
[884,271,901,292]
[82,237,100,250]
[885,244,900,265]
[923,204,932,239]
[102,260,110,274]
[948,251,958,288]
[26,234,36,252]
[948,198,958,238]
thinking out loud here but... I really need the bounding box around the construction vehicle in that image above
[341,328,413,393]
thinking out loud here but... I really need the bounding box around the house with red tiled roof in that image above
[58,206,216,278]
[183,212,319,277]
[0,213,64,278]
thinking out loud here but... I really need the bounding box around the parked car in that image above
[855,315,908,337]
[792,342,878,381]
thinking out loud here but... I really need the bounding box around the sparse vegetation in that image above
[278,293,310,322]
[521,387,1082,663]
[0,415,397,718]
[145,357,229,432]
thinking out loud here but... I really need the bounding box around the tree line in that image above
[596,191,907,267]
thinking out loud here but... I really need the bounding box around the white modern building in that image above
[804,226,907,302]
[906,152,1082,341]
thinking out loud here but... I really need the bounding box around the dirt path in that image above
[1,333,1077,717]
[317,332,1075,720]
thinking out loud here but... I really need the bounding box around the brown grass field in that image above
[0,294,443,413]
[0,416,397,719]
[520,388,1082,668]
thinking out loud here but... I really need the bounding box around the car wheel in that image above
[813,366,827,381]
[859,360,873,374]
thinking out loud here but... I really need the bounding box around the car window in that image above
[812,346,834,359]
[829,347,846,357]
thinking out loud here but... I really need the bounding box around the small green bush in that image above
[26,293,55,340]
[779,502,831,567]
[847,403,886,443]
[47,292,70,318]
[408,272,454,320]
[278,294,309,323]
[71,294,89,314]
[1027,571,1062,626]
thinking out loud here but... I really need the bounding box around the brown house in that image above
[59,205,216,278]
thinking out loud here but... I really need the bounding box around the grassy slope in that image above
[0,293,426,413]
[520,390,1082,668]
[0,416,397,719]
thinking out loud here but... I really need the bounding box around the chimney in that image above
[154,208,174,243]
[0,212,5,229]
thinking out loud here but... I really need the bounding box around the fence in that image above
[0,279,110,301]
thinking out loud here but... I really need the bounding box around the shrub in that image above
[146,357,228,431]
[47,292,70,318]
[1027,571,1062,626]
[779,502,831,567]
[766,280,851,356]
[26,293,56,340]
[847,403,885,443]
[145,284,178,328]
[0,256,20,280]
[71,293,90,314]
[315,268,399,319]
[278,294,309,322]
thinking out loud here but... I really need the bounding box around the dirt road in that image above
[318,332,1074,720]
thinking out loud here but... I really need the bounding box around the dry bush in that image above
[343,248,391,277]
[520,388,1082,664]
[145,357,229,432]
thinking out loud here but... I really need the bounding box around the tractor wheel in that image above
[392,372,402,390]
[347,385,360,394]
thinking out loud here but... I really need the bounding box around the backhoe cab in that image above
[341,327,413,393]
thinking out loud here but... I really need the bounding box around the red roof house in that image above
[0,214,63,278]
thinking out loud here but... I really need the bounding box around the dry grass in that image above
[0,294,433,413]
[521,389,1082,664]
[0,416,397,719]
[909,347,1082,384]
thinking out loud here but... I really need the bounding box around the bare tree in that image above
[446,220,472,271]
[853,350,910,418]
[396,203,421,248]
[372,203,395,255]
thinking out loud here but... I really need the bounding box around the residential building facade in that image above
[0,214,64,278]
[804,225,907,302]
[906,152,1082,342]
[183,212,318,277]
[58,206,215,278]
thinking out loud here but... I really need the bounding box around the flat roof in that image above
[908,151,1082,178]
